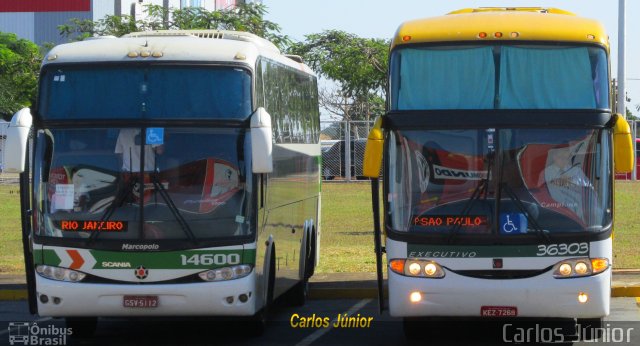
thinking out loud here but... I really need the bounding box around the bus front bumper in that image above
[388,269,610,318]
[35,273,258,317]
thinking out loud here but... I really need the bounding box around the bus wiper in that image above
[500,183,551,243]
[148,172,197,244]
[88,175,137,245]
[494,149,551,244]
[89,172,198,245]
[447,152,493,244]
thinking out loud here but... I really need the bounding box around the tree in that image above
[0,32,42,121]
[627,107,639,121]
[57,3,291,51]
[289,30,389,122]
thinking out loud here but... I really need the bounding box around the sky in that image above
[264,0,640,117]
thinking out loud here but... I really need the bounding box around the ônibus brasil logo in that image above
[135,265,149,280]
[7,321,72,345]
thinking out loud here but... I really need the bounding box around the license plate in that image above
[123,295,159,308]
[481,306,517,317]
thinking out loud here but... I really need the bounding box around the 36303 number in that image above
[536,243,588,256]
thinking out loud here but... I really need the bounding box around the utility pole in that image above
[617,0,626,115]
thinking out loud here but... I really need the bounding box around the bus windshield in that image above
[387,128,612,235]
[390,45,609,110]
[38,66,252,120]
[33,127,253,242]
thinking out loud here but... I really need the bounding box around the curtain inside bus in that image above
[40,66,252,120]
[498,47,596,109]
[397,47,495,110]
[390,45,609,111]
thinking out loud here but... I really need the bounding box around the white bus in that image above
[5,30,321,335]
[362,7,635,340]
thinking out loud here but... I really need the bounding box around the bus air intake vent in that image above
[451,269,550,279]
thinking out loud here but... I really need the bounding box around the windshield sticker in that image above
[432,164,487,180]
[52,184,74,211]
[499,213,528,235]
[59,221,127,232]
[414,150,430,193]
[146,127,164,145]
[413,215,488,228]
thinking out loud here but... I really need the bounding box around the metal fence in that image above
[319,119,639,181]
[1,119,637,183]
[320,120,375,181]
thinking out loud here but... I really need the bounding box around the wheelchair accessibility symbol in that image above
[503,215,517,233]
[146,128,164,145]
[499,213,527,235]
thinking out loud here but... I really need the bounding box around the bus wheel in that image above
[249,247,276,336]
[577,318,603,340]
[305,229,317,279]
[65,317,97,338]
[289,229,315,306]
[288,279,309,307]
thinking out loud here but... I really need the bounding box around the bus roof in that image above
[392,7,609,50]
[43,30,313,75]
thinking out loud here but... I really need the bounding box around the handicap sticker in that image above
[499,213,527,235]
[146,128,164,145]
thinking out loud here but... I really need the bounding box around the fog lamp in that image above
[578,292,589,303]
[410,291,422,303]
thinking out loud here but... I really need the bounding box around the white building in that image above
[0,0,261,46]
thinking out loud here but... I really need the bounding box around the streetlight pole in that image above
[617,0,626,115]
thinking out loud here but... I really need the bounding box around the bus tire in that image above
[305,228,317,279]
[289,226,316,306]
[249,246,276,336]
[65,317,97,338]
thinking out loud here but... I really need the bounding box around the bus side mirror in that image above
[4,108,33,173]
[250,107,273,173]
[613,114,634,173]
[363,117,384,178]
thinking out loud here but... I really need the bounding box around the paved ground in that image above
[0,298,638,345]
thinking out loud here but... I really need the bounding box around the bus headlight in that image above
[558,263,572,276]
[198,265,253,282]
[36,265,86,282]
[552,258,609,278]
[408,262,422,276]
[389,259,445,278]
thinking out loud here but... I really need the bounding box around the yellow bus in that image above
[363,7,634,340]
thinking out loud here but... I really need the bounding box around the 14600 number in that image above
[180,253,241,266]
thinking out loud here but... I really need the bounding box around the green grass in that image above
[317,182,376,273]
[612,181,640,268]
[1,181,640,276]
[0,185,24,274]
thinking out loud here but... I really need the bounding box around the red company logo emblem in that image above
[135,265,148,280]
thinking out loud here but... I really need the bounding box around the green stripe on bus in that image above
[39,248,257,269]
[407,243,589,258]
[41,249,61,266]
